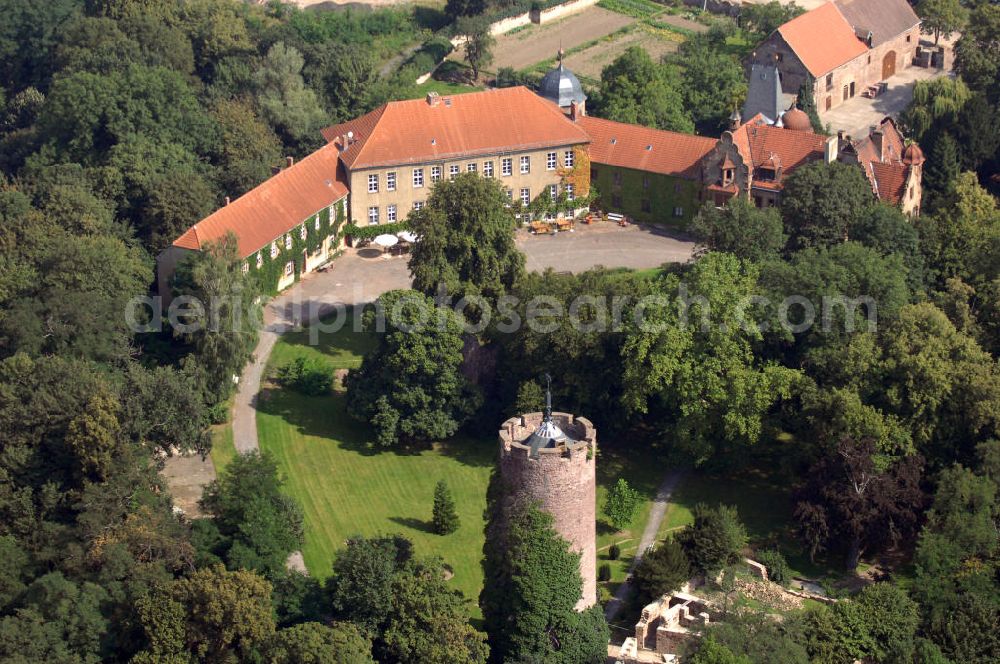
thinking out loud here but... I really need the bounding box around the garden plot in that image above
[489,7,636,72]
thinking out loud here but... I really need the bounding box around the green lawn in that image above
[258,316,494,607]
[595,444,670,596]
[258,308,691,612]
[209,421,236,474]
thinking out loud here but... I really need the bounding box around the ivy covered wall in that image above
[244,198,347,295]
[590,165,702,228]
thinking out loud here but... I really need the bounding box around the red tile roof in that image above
[736,116,827,175]
[851,119,911,204]
[173,142,348,259]
[576,115,716,179]
[778,2,868,76]
[868,160,908,203]
[320,87,590,170]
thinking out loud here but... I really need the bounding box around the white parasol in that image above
[373,234,399,248]
[396,230,418,243]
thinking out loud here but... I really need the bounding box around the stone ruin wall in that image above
[499,412,597,610]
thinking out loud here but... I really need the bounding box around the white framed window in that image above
[564,149,574,167]
[368,206,379,225]
[484,161,494,178]
[315,217,321,231]
[387,204,397,223]
[565,183,575,200]
[673,206,684,217]
[285,234,292,250]
[467,162,477,173]
[284,261,294,277]
[242,261,249,275]
[520,187,530,205]
[548,184,558,200]
[506,188,513,201]
[413,168,424,188]
[546,152,557,170]
[256,252,263,268]
[300,225,307,241]
[413,201,424,211]
[387,171,396,191]
[501,157,512,177]
[520,155,530,174]
[430,166,441,183]
[367,173,378,193]
[270,242,278,259]
[449,164,459,180]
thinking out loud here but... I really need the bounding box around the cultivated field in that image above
[562,26,679,80]
[489,7,636,71]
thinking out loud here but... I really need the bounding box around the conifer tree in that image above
[432,480,460,535]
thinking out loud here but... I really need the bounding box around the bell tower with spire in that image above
[497,377,598,609]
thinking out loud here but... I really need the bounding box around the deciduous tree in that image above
[408,173,524,307]
[594,47,693,133]
[780,161,874,249]
[690,198,786,262]
[603,478,641,531]
[345,290,479,447]
[918,0,968,45]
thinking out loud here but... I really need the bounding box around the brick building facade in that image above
[754,0,920,114]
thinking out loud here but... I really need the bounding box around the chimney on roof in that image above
[224,196,230,206]
[871,127,884,161]
[569,100,580,121]
[825,135,839,164]
[286,156,294,168]
[426,91,440,107]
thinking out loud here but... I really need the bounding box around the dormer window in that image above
[723,168,734,185]
[757,167,776,182]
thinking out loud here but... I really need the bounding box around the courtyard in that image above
[820,37,956,138]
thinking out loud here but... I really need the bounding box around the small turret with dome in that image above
[782,104,812,132]
[539,48,587,114]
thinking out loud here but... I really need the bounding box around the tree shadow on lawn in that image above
[258,388,496,468]
[276,306,376,366]
[388,516,437,535]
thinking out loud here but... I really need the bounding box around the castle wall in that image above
[498,412,597,610]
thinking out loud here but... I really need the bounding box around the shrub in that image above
[608,543,621,561]
[755,549,789,585]
[276,356,333,396]
[598,563,612,582]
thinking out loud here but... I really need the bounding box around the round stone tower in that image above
[498,391,597,610]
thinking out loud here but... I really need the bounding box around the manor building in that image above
[161,59,923,295]
[320,86,591,226]
[157,143,348,299]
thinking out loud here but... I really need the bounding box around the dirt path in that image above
[232,252,413,454]
[604,470,685,622]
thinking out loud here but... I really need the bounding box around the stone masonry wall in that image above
[499,412,597,610]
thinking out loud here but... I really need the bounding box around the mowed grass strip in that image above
[259,318,494,604]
